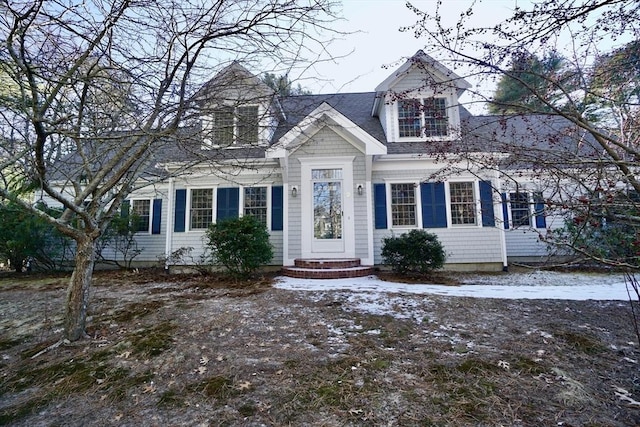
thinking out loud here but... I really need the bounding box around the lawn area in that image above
[1,269,639,426]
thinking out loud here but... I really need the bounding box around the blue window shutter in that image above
[152,199,162,234]
[374,183,387,229]
[174,189,186,232]
[271,186,283,231]
[421,182,447,228]
[479,181,495,227]
[501,193,509,230]
[121,200,130,218]
[534,193,546,228]
[217,187,239,221]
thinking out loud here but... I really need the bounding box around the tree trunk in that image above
[64,236,97,341]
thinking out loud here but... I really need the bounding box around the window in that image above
[131,200,150,232]
[391,183,417,226]
[398,99,422,138]
[398,97,448,138]
[210,105,259,146]
[237,106,259,145]
[423,98,448,137]
[212,107,234,146]
[190,189,213,230]
[450,182,476,225]
[244,187,267,225]
[509,192,531,227]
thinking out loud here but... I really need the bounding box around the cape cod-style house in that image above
[102,51,561,277]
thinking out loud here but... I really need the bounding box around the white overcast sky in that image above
[303,0,525,96]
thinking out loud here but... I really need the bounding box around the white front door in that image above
[300,157,355,258]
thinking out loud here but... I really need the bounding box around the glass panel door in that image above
[313,181,342,239]
[312,169,343,245]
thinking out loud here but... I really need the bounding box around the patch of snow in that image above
[274,273,632,301]
[345,292,427,322]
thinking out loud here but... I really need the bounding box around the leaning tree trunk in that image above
[64,236,98,341]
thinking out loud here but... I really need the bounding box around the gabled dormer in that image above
[372,51,471,143]
[195,62,283,149]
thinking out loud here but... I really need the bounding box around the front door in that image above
[300,157,355,258]
[312,169,344,253]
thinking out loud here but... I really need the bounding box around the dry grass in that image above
[0,270,639,426]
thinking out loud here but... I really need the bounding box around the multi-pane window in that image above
[237,106,259,145]
[398,99,422,138]
[131,200,150,232]
[398,97,448,138]
[509,192,531,226]
[423,98,448,137]
[190,189,213,230]
[244,187,267,225]
[450,182,476,225]
[391,183,416,226]
[212,107,234,146]
[210,105,259,146]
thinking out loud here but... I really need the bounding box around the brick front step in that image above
[281,265,374,279]
[293,258,362,269]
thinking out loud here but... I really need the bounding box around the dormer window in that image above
[398,97,448,138]
[207,105,259,147]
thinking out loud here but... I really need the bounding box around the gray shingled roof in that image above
[162,94,603,166]
[272,92,387,144]
[53,93,604,182]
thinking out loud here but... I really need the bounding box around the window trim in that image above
[396,96,450,140]
[447,181,479,227]
[508,192,532,227]
[241,185,270,229]
[130,198,152,234]
[188,187,216,231]
[204,104,261,148]
[387,181,420,228]
[185,186,280,232]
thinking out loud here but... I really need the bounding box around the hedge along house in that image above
[91,51,565,277]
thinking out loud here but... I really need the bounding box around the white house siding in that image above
[504,213,564,260]
[500,178,568,261]
[287,126,369,262]
[373,227,503,265]
[168,213,283,266]
[166,163,284,266]
[126,187,169,263]
[504,229,549,258]
[286,155,302,262]
[371,166,505,267]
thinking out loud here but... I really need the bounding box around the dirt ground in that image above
[1,269,640,426]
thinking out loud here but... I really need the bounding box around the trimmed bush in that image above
[205,215,273,279]
[381,229,446,275]
[0,201,72,272]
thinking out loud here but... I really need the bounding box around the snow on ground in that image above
[274,270,634,301]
